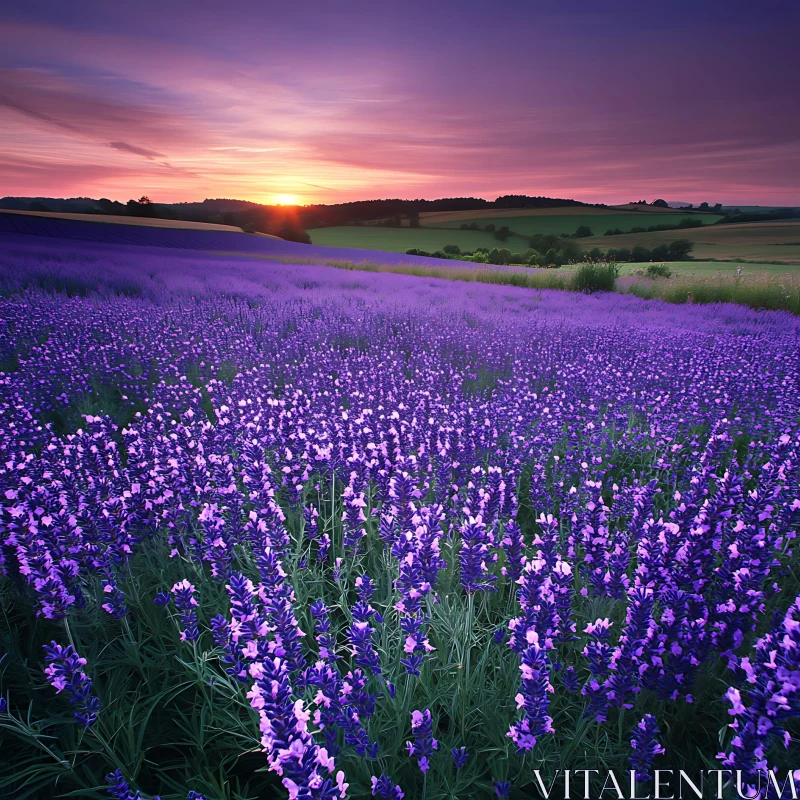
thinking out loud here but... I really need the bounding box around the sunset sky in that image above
[1,0,798,206]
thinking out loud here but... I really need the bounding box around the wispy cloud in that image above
[109,141,164,159]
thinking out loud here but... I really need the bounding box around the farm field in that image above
[307,224,499,253]
[311,210,722,253]
[582,220,800,265]
[1,231,799,800]
[0,208,246,231]
[419,211,720,237]
[591,260,800,278]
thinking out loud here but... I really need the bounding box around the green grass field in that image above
[581,221,800,265]
[616,260,799,277]
[308,226,499,252]
[423,211,720,237]
[309,212,722,253]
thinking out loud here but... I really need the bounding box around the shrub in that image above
[487,247,511,265]
[646,263,673,279]
[559,240,583,263]
[574,225,593,238]
[442,244,461,255]
[667,239,693,259]
[544,248,562,267]
[494,226,510,241]
[572,262,619,293]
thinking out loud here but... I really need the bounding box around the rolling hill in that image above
[310,207,721,253]
[583,220,800,265]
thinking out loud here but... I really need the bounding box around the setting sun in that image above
[272,193,300,206]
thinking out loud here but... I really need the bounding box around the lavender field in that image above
[1,235,799,799]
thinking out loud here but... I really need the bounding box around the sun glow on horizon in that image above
[272,193,301,206]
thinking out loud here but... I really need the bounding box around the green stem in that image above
[462,592,474,732]
[63,617,76,649]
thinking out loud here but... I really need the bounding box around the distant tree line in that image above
[604,218,704,236]
[406,232,586,267]
[628,199,669,208]
[602,240,694,261]
[405,237,694,267]
[717,208,800,224]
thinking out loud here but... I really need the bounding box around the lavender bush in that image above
[0,236,798,798]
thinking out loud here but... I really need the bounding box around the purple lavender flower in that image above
[452,746,469,769]
[210,613,247,682]
[629,714,665,782]
[310,600,338,661]
[719,594,800,779]
[101,573,128,619]
[355,573,375,600]
[406,708,438,773]
[371,774,405,799]
[581,618,613,722]
[347,620,382,675]
[43,641,101,727]
[500,519,525,584]
[494,780,511,797]
[562,665,579,693]
[508,629,554,752]
[106,769,140,800]
[303,661,377,757]
[247,655,348,800]
[459,515,497,594]
[171,579,199,642]
[604,586,654,708]
[153,591,170,606]
[34,569,75,621]
[226,571,265,647]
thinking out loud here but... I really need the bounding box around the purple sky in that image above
[1,0,798,206]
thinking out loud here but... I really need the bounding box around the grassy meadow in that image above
[309,208,721,253]
[306,225,497,253]
[610,260,799,277]
[581,221,800,265]
[420,211,719,236]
